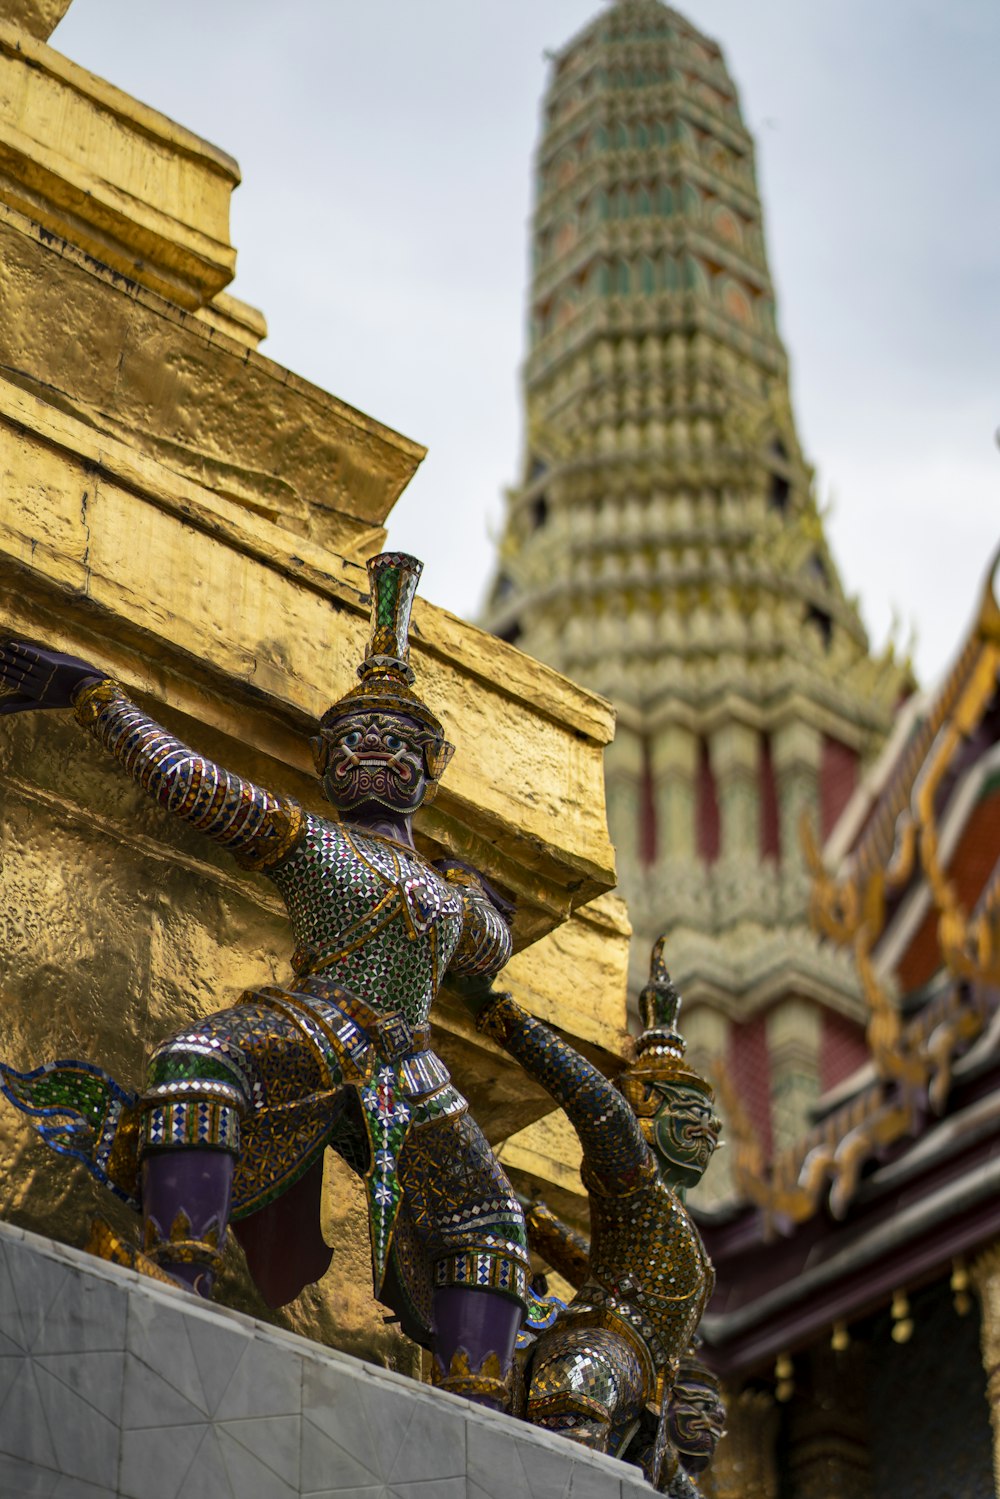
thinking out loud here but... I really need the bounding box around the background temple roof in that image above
[50,0,999,687]
[702,545,1000,1377]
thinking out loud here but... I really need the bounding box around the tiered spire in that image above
[485,0,910,1182]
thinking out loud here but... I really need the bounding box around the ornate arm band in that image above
[73,679,304,870]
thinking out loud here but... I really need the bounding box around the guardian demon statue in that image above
[459,939,721,1485]
[0,552,528,1407]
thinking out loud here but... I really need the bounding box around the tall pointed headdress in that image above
[317,552,454,778]
[620,937,714,1119]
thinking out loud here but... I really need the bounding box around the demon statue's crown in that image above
[620,938,715,1117]
[315,552,455,782]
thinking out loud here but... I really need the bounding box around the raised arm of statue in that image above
[523,1197,591,1289]
[469,987,647,1187]
[75,680,305,870]
[0,641,303,871]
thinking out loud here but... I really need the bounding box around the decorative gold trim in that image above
[722,977,995,1227]
[430,1348,512,1404]
[85,1217,182,1287]
[236,798,306,871]
[807,559,1000,1050]
[526,1388,610,1424]
[143,1209,223,1268]
[72,676,124,726]
[763,558,1000,1227]
[475,991,526,1047]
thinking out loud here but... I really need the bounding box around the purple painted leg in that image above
[431,1286,523,1410]
[141,1148,235,1298]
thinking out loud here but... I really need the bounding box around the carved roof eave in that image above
[877,738,1000,979]
[698,1022,1000,1376]
[803,548,1000,1070]
[709,566,1000,1232]
[807,545,1000,951]
[711,963,1000,1234]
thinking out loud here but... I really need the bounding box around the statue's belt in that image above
[254,977,451,1295]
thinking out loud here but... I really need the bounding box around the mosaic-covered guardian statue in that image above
[518,1204,726,1495]
[459,939,719,1478]
[619,1346,727,1498]
[0,552,529,1407]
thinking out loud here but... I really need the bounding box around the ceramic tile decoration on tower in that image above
[484,0,912,1184]
[485,3,1000,1496]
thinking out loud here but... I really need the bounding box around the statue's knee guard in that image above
[140,1025,253,1159]
[137,1022,252,1296]
[526,1324,647,1450]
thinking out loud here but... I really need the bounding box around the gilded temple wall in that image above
[0,2,630,1369]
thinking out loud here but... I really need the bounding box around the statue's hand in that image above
[0,640,107,714]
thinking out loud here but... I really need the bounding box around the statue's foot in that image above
[84,1217,190,1292]
[431,1348,514,1410]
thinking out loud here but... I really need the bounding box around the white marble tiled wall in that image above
[0,1221,654,1499]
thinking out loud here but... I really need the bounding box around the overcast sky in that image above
[53,1,999,688]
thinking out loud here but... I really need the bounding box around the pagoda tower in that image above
[484,0,910,1182]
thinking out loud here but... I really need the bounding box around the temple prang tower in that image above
[485,0,911,1183]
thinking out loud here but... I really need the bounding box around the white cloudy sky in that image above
[53,1,999,687]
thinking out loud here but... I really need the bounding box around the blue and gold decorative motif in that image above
[142,1099,241,1153]
[0,1057,140,1205]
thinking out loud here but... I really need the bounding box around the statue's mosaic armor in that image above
[666,1467,702,1499]
[50,680,529,1327]
[480,993,713,1447]
[0,552,530,1403]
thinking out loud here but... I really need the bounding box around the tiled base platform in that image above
[0,1220,654,1499]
